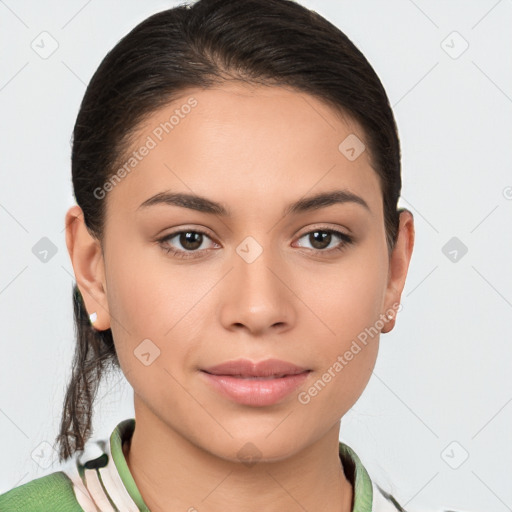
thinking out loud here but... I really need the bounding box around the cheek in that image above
[104,262,192,411]
[104,242,207,379]
[299,274,383,419]
[300,244,386,395]
[304,250,387,349]
[105,235,191,336]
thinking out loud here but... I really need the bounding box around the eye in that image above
[294,227,354,255]
[157,228,218,259]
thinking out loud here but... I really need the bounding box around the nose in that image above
[219,239,296,336]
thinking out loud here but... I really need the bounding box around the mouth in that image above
[200,358,311,406]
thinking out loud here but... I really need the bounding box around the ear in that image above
[65,205,110,331]
[381,208,415,334]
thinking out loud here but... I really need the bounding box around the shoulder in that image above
[338,440,455,512]
[0,470,84,511]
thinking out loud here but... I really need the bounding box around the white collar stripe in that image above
[83,468,117,512]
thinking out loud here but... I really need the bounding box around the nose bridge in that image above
[234,233,282,295]
[221,231,295,332]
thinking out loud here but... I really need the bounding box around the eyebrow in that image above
[137,189,370,217]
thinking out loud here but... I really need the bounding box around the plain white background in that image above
[1,1,511,510]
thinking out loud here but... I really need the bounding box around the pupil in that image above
[310,231,330,249]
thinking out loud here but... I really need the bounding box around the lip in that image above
[200,358,311,406]
[202,358,309,377]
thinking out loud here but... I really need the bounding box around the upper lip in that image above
[201,358,310,377]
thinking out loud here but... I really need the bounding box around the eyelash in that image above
[157,227,354,260]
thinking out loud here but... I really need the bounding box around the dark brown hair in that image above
[58,0,404,493]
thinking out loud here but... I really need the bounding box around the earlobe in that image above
[65,205,110,331]
[381,209,415,334]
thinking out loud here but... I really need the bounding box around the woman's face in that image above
[89,82,411,460]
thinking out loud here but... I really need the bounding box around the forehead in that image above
[104,82,382,221]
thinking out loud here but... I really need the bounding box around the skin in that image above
[65,82,414,512]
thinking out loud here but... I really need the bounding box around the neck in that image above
[123,412,353,512]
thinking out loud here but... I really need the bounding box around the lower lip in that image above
[201,371,310,406]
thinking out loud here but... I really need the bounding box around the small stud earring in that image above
[89,312,98,324]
